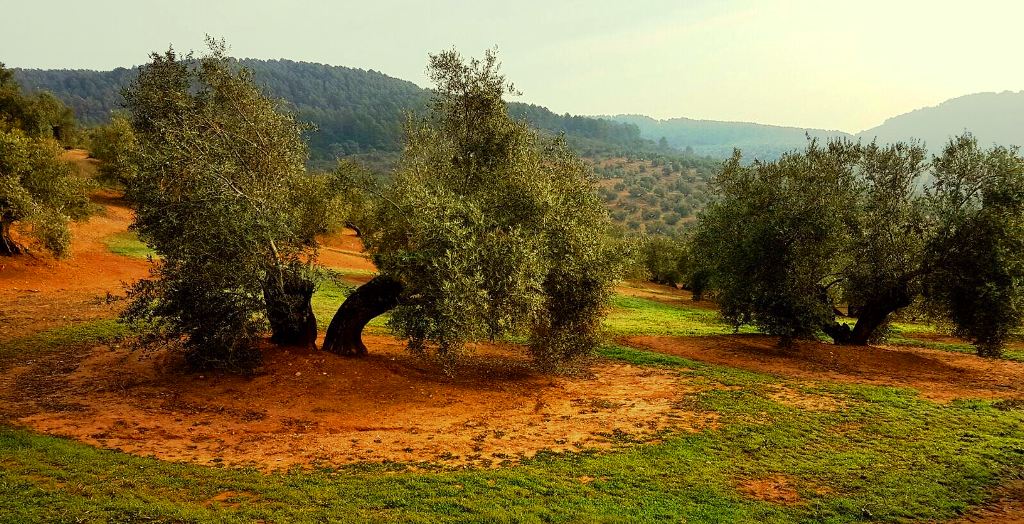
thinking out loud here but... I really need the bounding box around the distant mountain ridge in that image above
[604,114,850,160]
[608,91,1024,161]
[16,60,1022,165]
[855,91,1024,151]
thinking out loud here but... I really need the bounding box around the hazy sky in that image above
[2,0,1022,132]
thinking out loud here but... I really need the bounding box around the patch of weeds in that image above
[310,271,388,332]
[0,319,133,362]
[603,294,757,337]
[103,231,156,260]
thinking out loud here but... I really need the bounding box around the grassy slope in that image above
[2,294,1023,522]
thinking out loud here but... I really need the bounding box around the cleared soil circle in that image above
[0,337,717,470]
[624,334,1024,402]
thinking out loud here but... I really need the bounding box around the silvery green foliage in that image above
[88,114,138,186]
[121,39,318,370]
[0,128,91,256]
[694,139,930,345]
[362,50,619,368]
[924,136,1024,356]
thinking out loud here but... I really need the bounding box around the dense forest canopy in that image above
[15,60,658,163]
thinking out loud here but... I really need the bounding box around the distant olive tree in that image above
[640,235,686,286]
[0,64,90,257]
[922,136,1024,357]
[122,40,324,370]
[0,129,91,256]
[88,114,138,185]
[323,49,620,369]
[0,63,77,143]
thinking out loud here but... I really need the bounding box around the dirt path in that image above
[623,335,1024,402]
[0,190,150,340]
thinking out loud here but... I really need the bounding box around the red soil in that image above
[737,475,805,505]
[316,228,376,272]
[0,190,150,339]
[624,335,1024,402]
[615,280,718,310]
[0,337,717,470]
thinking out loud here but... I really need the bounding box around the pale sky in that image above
[2,0,1021,132]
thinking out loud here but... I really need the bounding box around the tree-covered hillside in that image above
[15,58,721,233]
[15,60,658,164]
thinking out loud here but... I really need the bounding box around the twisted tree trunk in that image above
[821,278,916,346]
[847,291,914,346]
[263,268,318,348]
[0,220,22,256]
[322,275,402,356]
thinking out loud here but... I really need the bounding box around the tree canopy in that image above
[923,136,1024,356]
[0,63,90,257]
[121,40,324,370]
[693,135,1024,356]
[323,49,620,368]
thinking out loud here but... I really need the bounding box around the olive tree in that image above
[0,129,91,256]
[0,64,90,257]
[1,64,77,143]
[323,49,619,368]
[122,40,322,370]
[923,136,1024,356]
[694,139,929,346]
[88,114,138,185]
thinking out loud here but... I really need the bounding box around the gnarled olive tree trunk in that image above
[263,269,318,348]
[0,219,22,256]
[821,278,916,346]
[322,275,402,356]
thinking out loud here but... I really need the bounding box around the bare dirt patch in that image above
[317,228,376,273]
[0,190,150,340]
[624,335,1024,402]
[951,481,1024,523]
[737,475,803,505]
[766,384,846,411]
[1,336,717,470]
[615,281,717,310]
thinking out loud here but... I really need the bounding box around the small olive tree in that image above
[88,114,138,186]
[640,235,687,286]
[122,40,323,370]
[923,135,1024,356]
[0,64,90,257]
[323,49,619,368]
[1,64,77,143]
[0,129,91,256]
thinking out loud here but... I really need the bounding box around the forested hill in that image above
[606,114,851,160]
[13,59,657,165]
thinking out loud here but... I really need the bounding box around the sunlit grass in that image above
[0,319,132,361]
[1,343,1021,522]
[311,272,388,333]
[886,320,1024,362]
[103,231,156,260]
[3,279,1023,521]
[603,294,755,337]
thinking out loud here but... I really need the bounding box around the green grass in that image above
[887,321,1024,362]
[1,344,1021,522]
[3,289,1023,521]
[103,231,156,260]
[604,294,756,337]
[311,273,388,332]
[0,318,133,361]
